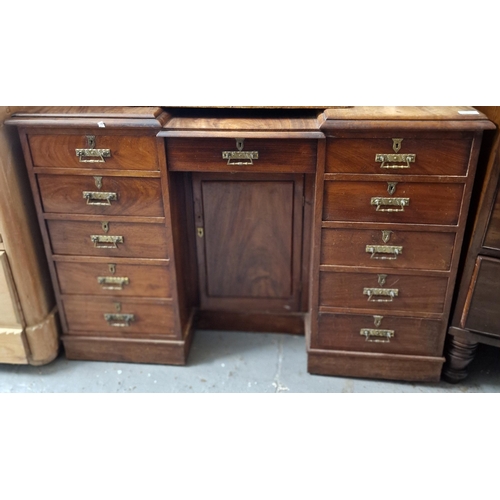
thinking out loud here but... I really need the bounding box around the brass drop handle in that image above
[83,191,118,206]
[90,235,124,249]
[104,313,134,327]
[360,328,395,342]
[371,197,410,212]
[76,135,111,163]
[363,287,399,302]
[97,276,130,290]
[375,153,415,169]
[76,148,111,163]
[222,138,259,165]
[375,138,415,169]
[365,245,403,260]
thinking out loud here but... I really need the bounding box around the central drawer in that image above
[166,138,317,173]
[37,174,164,217]
[62,296,175,336]
[319,271,449,314]
[55,261,172,298]
[47,220,169,259]
[323,180,464,225]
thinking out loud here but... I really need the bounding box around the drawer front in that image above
[317,313,442,356]
[326,137,472,175]
[47,220,169,259]
[63,296,175,336]
[319,271,448,314]
[464,257,500,337]
[55,261,172,298]
[321,228,456,270]
[323,180,464,225]
[28,134,159,170]
[38,174,164,217]
[166,138,317,173]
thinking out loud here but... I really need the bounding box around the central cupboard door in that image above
[192,173,305,313]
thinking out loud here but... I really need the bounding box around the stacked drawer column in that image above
[308,112,492,382]
[16,117,192,365]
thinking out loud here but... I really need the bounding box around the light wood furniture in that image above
[7,106,494,381]
[0,107,59,365]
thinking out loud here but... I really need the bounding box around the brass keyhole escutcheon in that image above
[114,302,121,312]
[94,176,103,189]
[382,230,392,243]
[197,227,204,238]
[392,138,403,153]
[236,138,245,151]
[109,263,116,275]
[378,274,387,286]
[387,182,398,195]
[86,135,96,149]
[102,221,109,233]
[373,315,383,327]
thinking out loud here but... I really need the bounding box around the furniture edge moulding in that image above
[0,107,59,365]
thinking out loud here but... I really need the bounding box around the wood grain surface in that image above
[29,134,159,170]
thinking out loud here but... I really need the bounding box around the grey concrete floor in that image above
[1,329,499,392]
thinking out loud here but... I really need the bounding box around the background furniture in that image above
[444,107,500,382]
[0,106,59,365]
[7,106,493,381]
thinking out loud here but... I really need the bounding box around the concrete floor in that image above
[1,329,499,392]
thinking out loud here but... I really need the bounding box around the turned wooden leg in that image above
[442,335,479,383]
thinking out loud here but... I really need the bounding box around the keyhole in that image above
[102,221,109,233]
[387,182,398,195]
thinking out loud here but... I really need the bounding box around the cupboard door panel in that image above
[193,174,304,312]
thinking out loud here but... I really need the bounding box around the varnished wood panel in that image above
[166,138,316,173]
[463,257,500,337]
[315,313,442,356]
[323,181,464,225]
[37,174,164,217]
[326,137,472,176]
[55,261,171,298]
[28,134,159,170]
[319,271,449,314]
[193,174,304,312]
[321,228,456,270]
[63,296,175,336]
[483,186,500,251]
[307,348,443,382]
[47,220,169,259]
[62,335,189,365]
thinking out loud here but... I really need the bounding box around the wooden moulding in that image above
[307,348,444,382]
[0,106,60,365]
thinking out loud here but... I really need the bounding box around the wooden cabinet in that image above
[7,106,494,382]
[444,107,500,382]
[307,108,493,382]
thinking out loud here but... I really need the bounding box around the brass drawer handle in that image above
[97,276,130,290]
[371,197,410,212]
[222,138,258,165]
[222,150,259,165]
[363,287,399,302]
[375,153,416,169]
[365,245,403,260]
[360,328,395,342]
[90,235,124,249]
[83,191,118,206]
[76,148,111,163]
[104,313,135,327]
